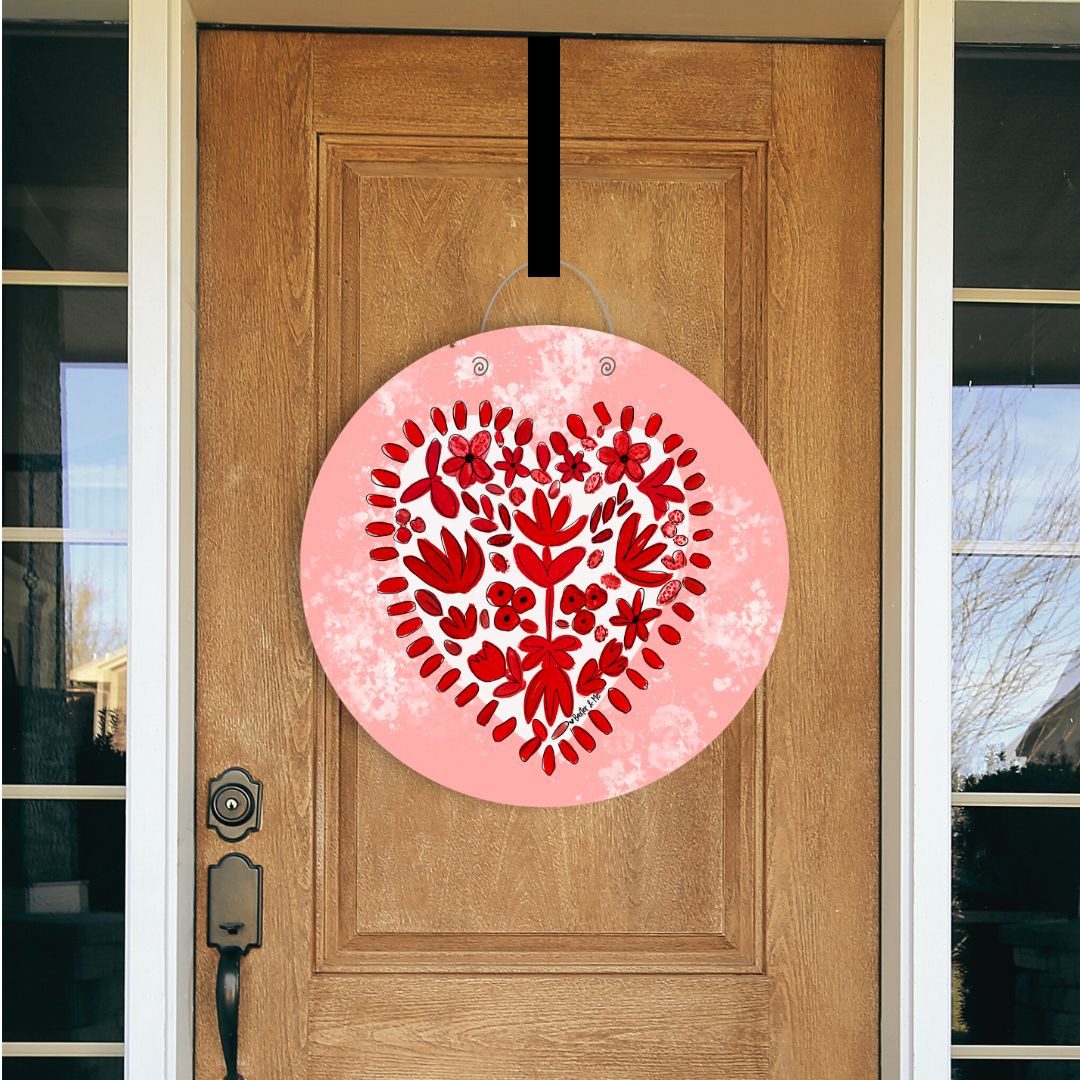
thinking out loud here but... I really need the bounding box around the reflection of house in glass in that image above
[953,647,1080,1057]
[69,645,127,752]
[1016,647,1080,765]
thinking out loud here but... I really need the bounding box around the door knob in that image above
[208,853,262,1080]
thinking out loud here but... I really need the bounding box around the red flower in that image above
[556,450,591,483]
[402,527,484,594]
[468,641,506,682]
[610,588,661,648]
[597,430,651,483]
[637,458,686,519]
[442,431,494,488]
[400,440,460,518]
[614,512,672,588]
[495,445,529,487]
[439,604,477,640]
[514,489,586,547]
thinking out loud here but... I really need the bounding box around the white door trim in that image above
[125,3,957,1078]
[127,1,198,1077]
[881,2,955,1078]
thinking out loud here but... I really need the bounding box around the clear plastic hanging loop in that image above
[479,260,614,337]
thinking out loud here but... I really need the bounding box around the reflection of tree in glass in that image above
[952,388,1080,778]
[65,574,124,670]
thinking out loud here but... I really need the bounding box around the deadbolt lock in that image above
[207,767,262,842]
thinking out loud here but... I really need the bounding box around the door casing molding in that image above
[128,1,959,1077]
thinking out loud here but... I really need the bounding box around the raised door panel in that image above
[317,136,765,974]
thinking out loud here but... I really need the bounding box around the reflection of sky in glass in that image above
[60,361,127,531]
[953,385,1080,541]
[952,382,1080,779]
[59,362,127,651]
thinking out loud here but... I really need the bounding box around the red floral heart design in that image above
[366,400,713,777]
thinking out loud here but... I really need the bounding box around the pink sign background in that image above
[300,326,788,806]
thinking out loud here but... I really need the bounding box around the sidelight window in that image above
[2,18,129,1077]
[950,46,1080,1077]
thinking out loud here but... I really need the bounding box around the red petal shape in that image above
[400,478,431,503]
[428,480,460,518]
[470,429,492,457]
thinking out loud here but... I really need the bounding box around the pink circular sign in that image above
[301,326,788,806]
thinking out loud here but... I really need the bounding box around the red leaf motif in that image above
[512,544,585,589]
[400,440,461,519]
[638,458,686,519]
[523,662,574,728]
[614,513,672,588]
[494,646,526,698]
[519,634,582,672]
[599,639,629,677]
[439,604,477,640]
[403,527,484,593]
[576,658,605,696]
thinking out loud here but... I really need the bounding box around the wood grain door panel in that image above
[197,31,880,1079]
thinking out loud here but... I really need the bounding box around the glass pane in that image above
[3,286,128,531]
[2,26,128,272]
[953,386,1080,544]
[955,51,1080,290]
[952,556,1080,783]
[2,1060,123,1080]
[955,304,1080,387]
[2,799,124,1041]
[3,542,127,785]
[953,807,1080,1046]
[953,1064,1080,1080]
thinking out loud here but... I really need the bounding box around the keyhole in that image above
[225,797,239,812]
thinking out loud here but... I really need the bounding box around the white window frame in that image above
[126,0,1017,1076]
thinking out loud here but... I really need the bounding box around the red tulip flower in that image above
[402,527,484,594]
[514,489,586,547]
[468,641,506,682]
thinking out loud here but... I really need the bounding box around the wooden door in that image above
[197,32,881,1079]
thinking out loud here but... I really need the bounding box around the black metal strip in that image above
[196,26,885,46]
[527,35,560,278]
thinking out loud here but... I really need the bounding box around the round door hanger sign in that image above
[300,326,788,807]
